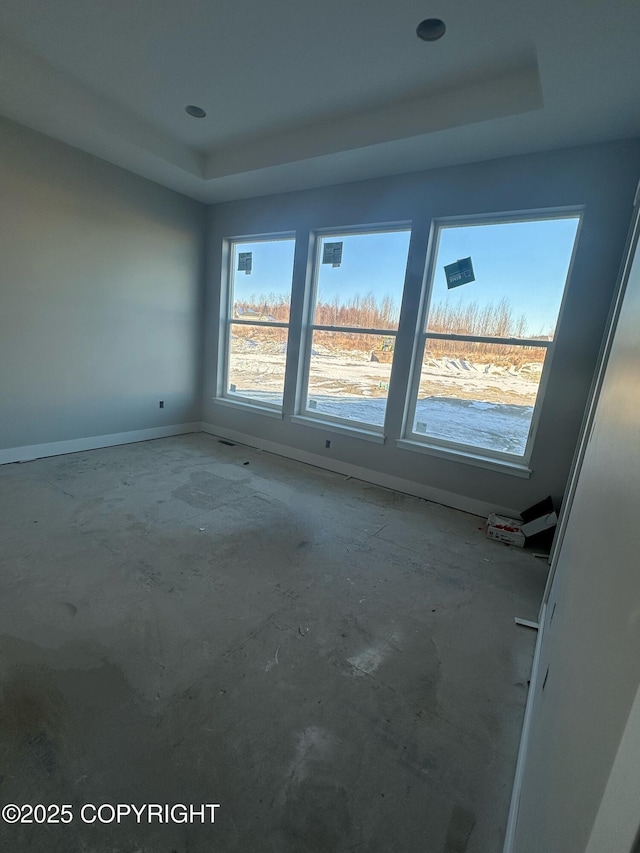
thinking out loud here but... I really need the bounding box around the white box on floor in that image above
[486,513,526,547]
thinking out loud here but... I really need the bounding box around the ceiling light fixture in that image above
[416,18,446,41]
[185,105,207,118]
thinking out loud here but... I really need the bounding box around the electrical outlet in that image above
[159,401,164,409]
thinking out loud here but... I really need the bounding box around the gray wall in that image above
[202,139,640,513]
[0,116,204,451]
[512,200,640,852]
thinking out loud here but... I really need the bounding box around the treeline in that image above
[426,295,546,367]
[234,293,289,322]
[234,290,399,329]
[314,292,399,329]
[233,291,549,365]
[429,296,529,338]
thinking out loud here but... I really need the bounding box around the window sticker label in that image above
[238,252,252,275]
[322,242,343,267]
[444,257,475,289]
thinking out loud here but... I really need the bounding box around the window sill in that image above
[213,396,283,420]
[291,415,386,444]
[396,438,532,478]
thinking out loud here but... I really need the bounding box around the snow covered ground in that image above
[228,344,542,455]
[414,397,533,454]
[235,390,532,455]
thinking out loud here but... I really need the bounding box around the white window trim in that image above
[396,439,532,477]
[402,209,584,466]
[213,396,284,420]
[403,332,555,463]
[218,233,295,412]
[297,224,411,434]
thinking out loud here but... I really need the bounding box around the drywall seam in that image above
[201,421,518,518]
[0,423,201,465]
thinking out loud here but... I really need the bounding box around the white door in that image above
[507,190,640,853]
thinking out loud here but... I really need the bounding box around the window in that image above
[404,214,581,462]
[222,236,295,409]
[299,228,411,431]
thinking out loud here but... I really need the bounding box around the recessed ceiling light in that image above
[416,18,446,41]
[185,105,207,118]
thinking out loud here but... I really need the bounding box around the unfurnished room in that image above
[1,2,640,852]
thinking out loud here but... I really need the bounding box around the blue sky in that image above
[232,239,296,318]
[314,231,411,321]
[232,217,580,336]
[432,218,580,336]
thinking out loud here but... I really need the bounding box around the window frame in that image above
[220,232,296,414]
[401,209,583,466]
[297,223,412,435]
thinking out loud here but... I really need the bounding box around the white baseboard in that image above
[502,602,547,853]
[0,422,201,466]
[201,422,517,518]
[2,419,518,518]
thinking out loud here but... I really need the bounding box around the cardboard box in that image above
[486,513,526,547]
[520,496,558,537]
[486,497,558,552]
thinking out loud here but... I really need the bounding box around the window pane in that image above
[228,324,288,405]
[427,217,579,339]
[413,339,548,455]
[231,238,295,323]
[306,331,395,427]
[314,230,411,329]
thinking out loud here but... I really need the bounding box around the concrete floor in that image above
[0,433,546,853]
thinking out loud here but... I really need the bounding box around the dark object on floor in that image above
[521,496,558,552]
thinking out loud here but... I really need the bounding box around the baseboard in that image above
[2,419,518,518]
[0,422,201,466]
[502,602,547,853]
[201,422,517,518]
